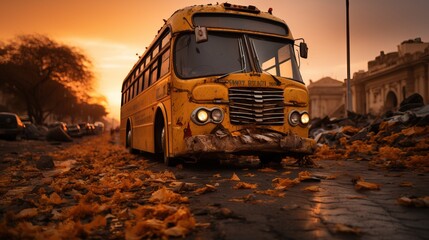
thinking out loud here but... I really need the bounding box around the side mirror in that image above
[299,42,308,59]
[195,26,208,43]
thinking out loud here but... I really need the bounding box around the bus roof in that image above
[122,3,293,86]
[167,3,290,35]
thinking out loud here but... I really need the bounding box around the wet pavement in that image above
[0,134,428,239]
[149,157,429,240]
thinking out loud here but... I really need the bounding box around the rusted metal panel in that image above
[185,127,316,156]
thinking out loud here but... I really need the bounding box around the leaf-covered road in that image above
[1,133,428,239]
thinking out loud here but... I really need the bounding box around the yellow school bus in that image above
[120,3,316,165]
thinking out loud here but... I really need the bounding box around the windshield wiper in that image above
[215,39,247,82]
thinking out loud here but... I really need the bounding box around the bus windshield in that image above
[174,32,302,82]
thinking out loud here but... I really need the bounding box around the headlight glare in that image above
[191,107,224,125]
[196,109,209,123]
[300,112,310,125]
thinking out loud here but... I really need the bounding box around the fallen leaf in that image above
[333,223,361,234]
[254,189,286,197]
[272,177,300,190]
[243,173,255,177]
[303,185,319,192]
[354,181,380,190]
[298,171,312,181]
[230,173,240,181]
[149,187,189,204]
[212,173,221,178]
[233,182,258,189]
[325,174,337,180]
[194,184,217,195]
[258,168,277,173]
[15,208,38,219]
[397,196,429,207]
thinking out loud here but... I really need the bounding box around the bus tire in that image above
[155,117,175,167]
[126,127,138,154]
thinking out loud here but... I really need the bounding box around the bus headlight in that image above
[300,112,310,125]
[196,109,209,123]
[289,111,301,126]
[288,110,310,127]
[191,107,224,125]
[211,109,223,122]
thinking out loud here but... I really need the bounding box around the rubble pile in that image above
[311,94,429,172]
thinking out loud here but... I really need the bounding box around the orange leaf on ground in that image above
[272,177,300,190]
[354,181,380,190]
[83,215,107,233]
[194,184,217,195]
[15,208,38,219]
[298,171,312,181]
[149,187,189,204]
[233,182,258,189]
[397,196,429,207]
[303,186,319,192]
[254,189,285,197]
[230,173,240,181]
[258,168,277,173]
[334,223,361,234]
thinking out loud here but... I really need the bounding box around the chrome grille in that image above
[229,88,284,125]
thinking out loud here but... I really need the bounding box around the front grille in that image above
[229,88,284,125]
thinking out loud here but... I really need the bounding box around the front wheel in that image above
[126,128,138,154]
[156,124,176,166]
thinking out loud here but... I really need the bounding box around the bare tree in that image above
[0,34,101,124]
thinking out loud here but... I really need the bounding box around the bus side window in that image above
[127,89,131,102]
[144,70,150,90]
[161,33,171,49]
[139,76,144,93]
[160,50,170,77]
[150,62,158,85]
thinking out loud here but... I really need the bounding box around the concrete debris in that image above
[310,93,429,146]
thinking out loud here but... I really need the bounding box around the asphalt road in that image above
[0,133,428,240]
[149,156,429,240]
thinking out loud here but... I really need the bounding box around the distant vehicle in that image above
[49,122,68,132]
[0,112,25,140]
[94,121,105,134]
[66,124,82,138]
[78,122,95,135]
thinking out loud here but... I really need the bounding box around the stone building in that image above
[307,77,345,118]
[351,38,429,115]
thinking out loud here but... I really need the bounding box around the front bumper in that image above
[185,127,316,156]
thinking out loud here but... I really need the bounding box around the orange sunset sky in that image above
[1,0,428,120]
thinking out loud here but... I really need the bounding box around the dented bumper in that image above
[185,128,316,156]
